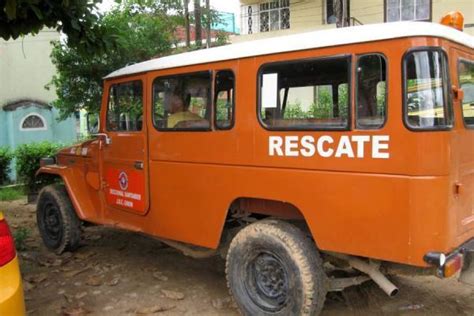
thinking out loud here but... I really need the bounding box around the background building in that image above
[0,30,78,179]
[236,0,474,42]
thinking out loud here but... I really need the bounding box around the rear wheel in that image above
[226,219,327,315]
[36,184,82,254]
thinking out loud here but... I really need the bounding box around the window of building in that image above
[458,60,474,127]
[259,56,351,130]
[20,113,47,131]
[215,70,235,130]
[326,0,336,24]
[386,0,430,22]
[153,72,211,131]
[325,0,350,25]
[241,0,290,35]
[106,81,143,132]
[356,54,387,129]
[404,49,452,130]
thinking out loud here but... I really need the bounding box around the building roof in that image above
[105,21,474,79]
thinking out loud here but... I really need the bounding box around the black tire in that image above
[226,219,327,316]
[36,184,82,254]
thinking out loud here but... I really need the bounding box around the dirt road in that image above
[1,198,473,315]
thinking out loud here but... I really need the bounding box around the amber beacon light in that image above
[440,11,464,31]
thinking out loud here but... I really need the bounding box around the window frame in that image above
[384,0,432,22]
[19,113,47,131]
[152,70,213,132]
[214,69,236,131]
[355,53,389,130]
[458,58,474,130]
[402,47,453,132]
[106,80,144,133]
[257,54,352,131]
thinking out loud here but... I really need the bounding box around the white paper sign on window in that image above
[262,73,278,108]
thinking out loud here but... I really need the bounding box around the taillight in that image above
[0,218,16,267]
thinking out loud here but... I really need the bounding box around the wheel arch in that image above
[214,196,313,251]
[36,166,88,220]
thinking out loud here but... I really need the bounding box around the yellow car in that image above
[0,212,26,316]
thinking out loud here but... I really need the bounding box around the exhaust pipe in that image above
[329,253,399,297]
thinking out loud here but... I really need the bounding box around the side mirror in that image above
[86,113,100,135]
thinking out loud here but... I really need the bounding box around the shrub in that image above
[0,146,13,185]
[15,142,63,193]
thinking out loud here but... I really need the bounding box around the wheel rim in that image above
[245,251,289,312]
[42,202,62,242]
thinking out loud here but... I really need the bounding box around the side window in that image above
[215,70,235,130]
[259,56,350,130]
[107,81,143,132]
[458,60,474,127]
[356,54,387,129]
[404,49,452,130]
[153,72,211,130]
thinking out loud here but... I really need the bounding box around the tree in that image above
[0,0,110,54]
[48,4,176,119]
[205,0,210,48]
[193,0,202,47]
[184,0,191,47]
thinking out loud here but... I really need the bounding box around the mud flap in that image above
[459,252,474,286]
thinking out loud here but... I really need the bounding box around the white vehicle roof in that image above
[105,21,474,79]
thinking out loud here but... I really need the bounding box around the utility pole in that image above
[206,0,211,48]
[194,0,202,48]
[184,0,191,47]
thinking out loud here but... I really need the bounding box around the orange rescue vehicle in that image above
[36,17,473,315]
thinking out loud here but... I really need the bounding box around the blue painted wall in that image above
[0,104,77,181]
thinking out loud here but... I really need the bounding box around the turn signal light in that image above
[0,218,16,267]
[443,254,463,278]
[440,11,464,32]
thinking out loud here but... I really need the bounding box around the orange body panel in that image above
[37,36,474,267]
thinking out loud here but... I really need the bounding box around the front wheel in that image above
[36,184,82,254]
[226,219,327,316]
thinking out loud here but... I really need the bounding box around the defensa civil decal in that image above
[269,135,390,159]
[105,168,145,212]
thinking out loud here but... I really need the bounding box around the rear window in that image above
[404,49,453,130]
[258,56,350,130]
[458,59,474,127]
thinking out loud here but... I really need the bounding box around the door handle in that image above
[93,133,112,145]
[134,161,144,170]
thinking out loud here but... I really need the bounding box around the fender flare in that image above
[36,166,88,220]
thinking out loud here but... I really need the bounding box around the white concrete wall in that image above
[0,30,59,106]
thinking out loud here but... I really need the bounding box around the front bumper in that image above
[0,256,26,316]
[424,238,474,283]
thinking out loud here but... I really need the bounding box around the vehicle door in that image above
[450,47,474,239]
[99,78,149,215]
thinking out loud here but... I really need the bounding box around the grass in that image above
[0,186,25,201]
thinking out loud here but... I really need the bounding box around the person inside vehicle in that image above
[167,92,202,128]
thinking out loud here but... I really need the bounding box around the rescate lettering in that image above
[268,135,390,159]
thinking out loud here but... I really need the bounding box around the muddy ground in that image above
[1,198,473,316]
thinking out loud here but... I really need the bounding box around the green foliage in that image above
[13,227,30,251]
[15,142,62,192]
[214,30,230,47]
[282,85,349,120]
[49,3,177,120]
[0,186,24,201]
[0,0,112,54]
[0,146,13,185]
